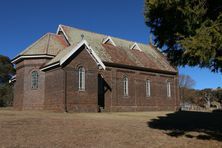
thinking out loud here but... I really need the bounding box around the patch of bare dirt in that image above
[0,110,221,148]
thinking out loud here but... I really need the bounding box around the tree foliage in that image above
[213,88,222,102]
[0,55,15,107]
[144,0,222,72]
[178,75,222,108]
[180,87,222,108]
[0,84,13,107]
[0,55,15,83]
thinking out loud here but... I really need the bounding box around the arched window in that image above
[78,67,85,90]
[167,81,171,97]
[146,80,151,97]
[31,71,38,89]
[123,76,128,96]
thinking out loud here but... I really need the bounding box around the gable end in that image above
[102,36,116,46]
[130,43,142,51]
[41,40,106,71]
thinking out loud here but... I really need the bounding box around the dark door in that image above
[98,74,105,109]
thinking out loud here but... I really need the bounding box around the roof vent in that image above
[130,43,142,51]
[102,36,116,46]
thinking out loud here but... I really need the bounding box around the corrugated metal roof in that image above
[15,24,176,73]
[17,33,68,56]
[45,25,176,72]
[45,44,76,65]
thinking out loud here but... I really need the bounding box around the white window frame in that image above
[146,80,151,97]
[78,67,85,91]
[167,81,171,97]
[123,76,129,96]
[31,71,38,89]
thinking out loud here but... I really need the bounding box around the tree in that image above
[179,74,195,89]
[0,55,15,107]
[144,0,222,72]
[179,74,196,103]
[212,88,222,103]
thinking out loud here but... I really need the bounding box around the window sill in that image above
[123,95,129,98]
[78,89,85,92]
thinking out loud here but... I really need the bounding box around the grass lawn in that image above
[0,109,221,148]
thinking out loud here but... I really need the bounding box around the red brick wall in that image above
[14,47,179,112]
[63,46,99,112]
[13,59,50,110]
[44,68,65,111]
[13,61,24,110]
[58,46,179,112]
[99,67,179,112]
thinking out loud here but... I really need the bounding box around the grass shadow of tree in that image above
[148,110,222,141]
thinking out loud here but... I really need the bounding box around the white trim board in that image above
[12,55,54,64]
[40,62,60,71]
[56,25,70,44]
[60,40,106,69]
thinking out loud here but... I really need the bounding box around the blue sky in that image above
[0,0,221,89]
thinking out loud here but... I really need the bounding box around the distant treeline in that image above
[181,87,222,107]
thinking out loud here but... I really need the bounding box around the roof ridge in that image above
[45,33,51,55]
[20,33,51,55]
[59,24,149,47]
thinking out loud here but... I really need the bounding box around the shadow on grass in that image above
[148,110,222,141]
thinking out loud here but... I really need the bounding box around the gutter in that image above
[40,62,60,71]
[11,54,55,64]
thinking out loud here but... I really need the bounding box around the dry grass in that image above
[0,110,221,148]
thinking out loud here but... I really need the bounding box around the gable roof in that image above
[12,33,68,63]
[13,24,177,74]
[41,40,106,71]
[45,24,176,73]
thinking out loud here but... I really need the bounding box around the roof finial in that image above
[81,34,84,40]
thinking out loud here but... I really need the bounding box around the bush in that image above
[0,84,13,107]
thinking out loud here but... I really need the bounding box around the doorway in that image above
[98,74,105,111]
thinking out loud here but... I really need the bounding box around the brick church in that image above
[12,25,179,112]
